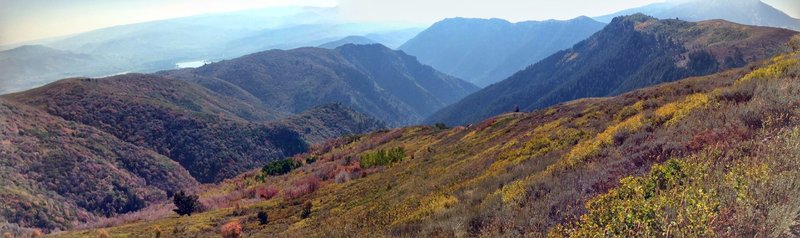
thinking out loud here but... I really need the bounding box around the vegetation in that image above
[257,211,269,225]
[220,220,242,238]
[358,147,405,168]
[262,159,302,176]
[51,45,800,238]
[172,191,203,216]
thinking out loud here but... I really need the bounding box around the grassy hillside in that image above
[427,14,799,126]
[54,46,800,237]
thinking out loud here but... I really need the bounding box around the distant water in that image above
[176,60,209,68]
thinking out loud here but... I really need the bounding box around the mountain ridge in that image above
[426,14,799,125]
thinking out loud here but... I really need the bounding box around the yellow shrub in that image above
[737,57,799,84]
[560,159,719,237]
[655,93,710,126]
[566,114,644,165]
[396,194,458,224]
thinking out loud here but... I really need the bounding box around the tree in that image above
[300,201,312,219]
[257,211,269,225]
[172,191,202,216]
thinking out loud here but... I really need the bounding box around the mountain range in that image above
[161,44,478,126]
[400,16,606,86]
[595,0,800,31]
[0,7,423,94]
[56,42,800,237]
[427,14,799,126]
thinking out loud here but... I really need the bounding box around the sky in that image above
[1,0,798,46]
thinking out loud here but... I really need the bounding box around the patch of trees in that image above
[359,147,405,168]
[262,159,301,176]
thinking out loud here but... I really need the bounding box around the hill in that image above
[56,43,800,237]
[5,74,384,183]
[595,0,800,31]
[161,44,478,126]
[426,14,799,126]
[318,36,377,49]
[0,98,198,232]
[399,16,606,86]
[0,45,125,94]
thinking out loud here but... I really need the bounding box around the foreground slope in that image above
[428,14,799,126]
[162,44,478,126]
[0,98,197,231]
[400,16,605,86]
[58,41,800,237]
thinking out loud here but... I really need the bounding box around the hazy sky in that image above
[1,0,798,45]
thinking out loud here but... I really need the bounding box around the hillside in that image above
[56,45,800,237]
[595,0,800,31]
[427,14,799,126]
[0,98,198,232]
[162,44,478,126]
[5,74,384,183]
[399,16,605,86]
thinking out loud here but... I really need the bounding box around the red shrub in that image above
[220,220,242,238]
[254,186,278,200]
[284,176,321,199]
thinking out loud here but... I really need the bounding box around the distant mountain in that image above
[595,0,800,31]
[319,36,377,49]
[6,74,384,183]
[0,7,423,94]
[162,44,478,126]
[0,45,125,94]
[427,14,799,126]
[363,28,425,49]
[399,16,606,86]
[0,97,198,231]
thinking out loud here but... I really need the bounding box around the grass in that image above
[51,50,800,237]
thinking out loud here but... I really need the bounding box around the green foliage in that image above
[359,147,405,169]
[172,191,203,216]
[565,159,719,237]
[262,159,301,176]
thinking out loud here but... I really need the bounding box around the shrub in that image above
[172,191,203,216]
[154,225,162,238]
[254,186,278,200]
[220,220,242,238]
[258,211,269,225]
[301,201,313,219]
[562,159,719,237]
[98,229,110,238]
[284,176,321,199]
[434,123,449,130]
[359,147,405,169]
[262,159,301,176]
